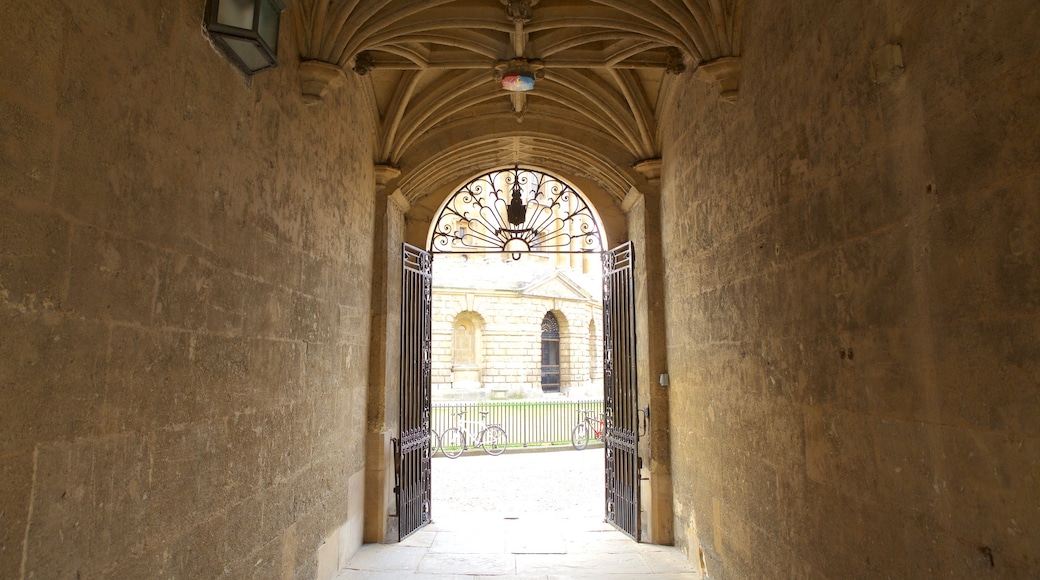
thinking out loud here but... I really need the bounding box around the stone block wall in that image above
[431,291,601,398]
[661,1,1039,577]
[0,1,374,577]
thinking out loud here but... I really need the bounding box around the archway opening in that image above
[418,167,615,532]
[396,163,641,544]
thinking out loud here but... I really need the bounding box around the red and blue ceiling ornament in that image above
[501,72,536,92]
[494,58,544,92]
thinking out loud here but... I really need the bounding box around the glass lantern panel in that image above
[223,37,271,72]
[217,0,255,30]
[258,0,281,51]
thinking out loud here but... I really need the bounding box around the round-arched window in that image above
[541,312,561,393]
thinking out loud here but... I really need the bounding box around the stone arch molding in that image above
[292,0,745,202]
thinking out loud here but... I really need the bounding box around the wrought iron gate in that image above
[396,243,433,540]
[602,241,640,539]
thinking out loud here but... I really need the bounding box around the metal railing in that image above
[432,399,604,448]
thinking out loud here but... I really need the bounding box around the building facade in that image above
[430,254,603,400]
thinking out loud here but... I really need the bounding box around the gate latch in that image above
[391,437,401,495]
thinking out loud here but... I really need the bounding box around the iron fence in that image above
[431,399,604,449]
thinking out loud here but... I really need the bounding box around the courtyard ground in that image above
[432,448,604,517]
[338,449,700,578]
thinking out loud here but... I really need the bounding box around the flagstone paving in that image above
[337,449,700,578]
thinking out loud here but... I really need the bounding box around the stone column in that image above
[628,159,674,545]
[364,167,407,543]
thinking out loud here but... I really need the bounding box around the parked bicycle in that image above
[440,410,508,458]
[429,429,441,457]
[571,409,605,450]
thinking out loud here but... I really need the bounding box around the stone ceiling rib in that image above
[360,18,512,55]
[543,70,652,158]
[605,41,667,67]
[378,70,422,161]
[399,137,634,205]
[392,92,504,162]
[610,68,656,155]
[372,45,427,68]
[323,0,376,63]
[538,31,657,59]
[586,0,700,56]
[295,0,745,205]
[337,5,511,64]
[369,33,502,59]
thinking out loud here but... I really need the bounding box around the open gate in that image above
[603,241,640,539]
[411,167,642,542]
[395,243,433,540]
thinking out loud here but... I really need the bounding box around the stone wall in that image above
[431,289,601,399]
[0,1,374,578]
[661,1,1039,577]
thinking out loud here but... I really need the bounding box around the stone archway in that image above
[365,159,674,545]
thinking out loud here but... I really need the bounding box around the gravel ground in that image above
[431,448,605,519]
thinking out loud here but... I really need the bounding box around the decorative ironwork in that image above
[397,243,433,540]
[602,241,640,540]
[430,167,604,260]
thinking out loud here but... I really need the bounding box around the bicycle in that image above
[571,409,605,450]
[440,410,508,458]
[429,429,441,457]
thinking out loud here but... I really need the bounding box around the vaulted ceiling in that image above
[292,0,744,209]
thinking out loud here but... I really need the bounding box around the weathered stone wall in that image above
[662,1,1039,577]
[431,290,601,399]
[0,1,374,578]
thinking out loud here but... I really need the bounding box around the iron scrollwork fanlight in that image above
[430,167,604,260]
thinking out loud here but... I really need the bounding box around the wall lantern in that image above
[205,0,285,74]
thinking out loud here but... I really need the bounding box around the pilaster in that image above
[625,160,674,545]
[364,170,409,543]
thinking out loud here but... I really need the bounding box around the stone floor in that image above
[336,512,701,579]
[337,449,701,579]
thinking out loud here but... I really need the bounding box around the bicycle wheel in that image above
[429,430,440,457]
[571,423,590,450]
[480,426,507,456]
[440,427,465,459]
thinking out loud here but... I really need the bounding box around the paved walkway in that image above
[337,449,700,579]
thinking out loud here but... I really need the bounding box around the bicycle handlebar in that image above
[451,410,492,422]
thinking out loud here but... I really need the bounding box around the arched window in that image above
[451,312,483,388]
[541,312,561,393]
[453,321,476,365]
